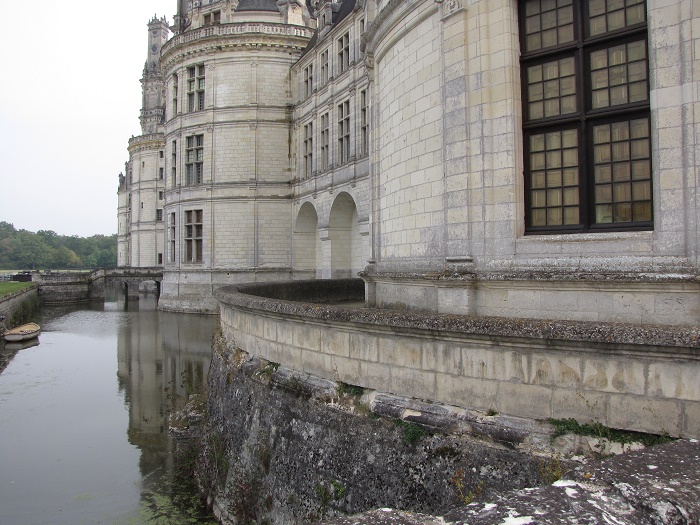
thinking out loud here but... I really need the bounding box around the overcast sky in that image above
[0,0,175,237]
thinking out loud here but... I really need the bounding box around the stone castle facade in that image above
[118,0,700,326]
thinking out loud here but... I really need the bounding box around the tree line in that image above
[0,222,117,270]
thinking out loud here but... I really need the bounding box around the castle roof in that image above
[235,0,280,12]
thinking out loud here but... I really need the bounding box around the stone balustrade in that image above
[161,22,315,55]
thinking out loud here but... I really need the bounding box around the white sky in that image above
[0,0,175,237]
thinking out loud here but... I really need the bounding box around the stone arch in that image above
[329,192,362,278]
[294,202,321,277]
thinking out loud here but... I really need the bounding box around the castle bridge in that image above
[33,267,163,303]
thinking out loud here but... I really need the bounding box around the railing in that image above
[128,133,164,147]
[162,22,315,55]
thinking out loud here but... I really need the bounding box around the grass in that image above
[0,282,35,298]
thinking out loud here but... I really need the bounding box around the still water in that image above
[0,295,219,525]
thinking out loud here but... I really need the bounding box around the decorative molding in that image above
[441,0,465,19]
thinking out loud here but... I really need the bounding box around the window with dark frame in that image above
[320,112,330,170]
[169,212,176,263]
[187,65,205,112]
[337,32,350,74]
[172,74,178,117]
[156,209,163,222]
[338,100,350,164]
[184,209,203,263]
[303,64,314,98]
[521,0,651,233]
[320,49,329,85]
[171,140,177,188]
[185,134,204,185]
[360,88,369,157]
[304,122,314,178]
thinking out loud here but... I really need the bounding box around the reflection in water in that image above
[0,292,218,525]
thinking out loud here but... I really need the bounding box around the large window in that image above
[320,49,329,85]
[337,32,350,75]
[184,210,203,263]
[187,65,205,112]
[171,140,177,188]
[338,100,350,164]
[185,135,204,185]
[169,212,176,263]
[172,74,178,117]
[360,88,369,157]
[521,0,651,233]
[320,112,330,170]
[303,122,313,178]
[303,64,313,98]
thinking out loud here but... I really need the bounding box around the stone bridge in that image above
[33,268,163,303]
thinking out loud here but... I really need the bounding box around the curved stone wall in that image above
[216,279,700,438]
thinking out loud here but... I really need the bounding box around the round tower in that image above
[159,0,314,312]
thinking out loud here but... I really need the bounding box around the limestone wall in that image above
[216,279,700,438]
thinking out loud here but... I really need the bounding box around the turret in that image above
[173,0,189,34]
[140,16,170,135]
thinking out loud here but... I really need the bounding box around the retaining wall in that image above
[215,279,700,439]
[0,285,39,322]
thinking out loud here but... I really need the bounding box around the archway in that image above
[329,193,362,279]
[294,202,320,277]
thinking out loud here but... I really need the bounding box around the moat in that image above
[0,294,218,525]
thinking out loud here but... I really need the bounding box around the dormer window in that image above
[213,11,221,24]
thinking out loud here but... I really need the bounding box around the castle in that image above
[118,0,700,327]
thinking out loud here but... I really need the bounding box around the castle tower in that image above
[140,16,169,135]
[157,0,314,312]
[117,17,171,269]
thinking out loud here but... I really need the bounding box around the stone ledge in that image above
[214,279,700,349]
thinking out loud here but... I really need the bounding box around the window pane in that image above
[633,201,652,221]
[531,134,546,151]
[595,165,612,183]
[588,0,646,36]
[564,207,580,224]
[527,56,577,120]
[564,187,579,205]
[523,0,576,51]
[527,128,580,227]
[532,208,547,226]
[592,117,651,225]
[596,204,613,223]
[614,202,632,222]
[613,163,631,181]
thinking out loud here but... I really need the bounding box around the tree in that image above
[51,246,83,268]
[12,231,52,269]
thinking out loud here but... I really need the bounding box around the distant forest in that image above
[0,222,117,270]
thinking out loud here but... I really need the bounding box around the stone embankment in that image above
[321,438,700,525]
[193,341,555,525]
[188,339,700,525]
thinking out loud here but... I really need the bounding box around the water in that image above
[0,295,219,525]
